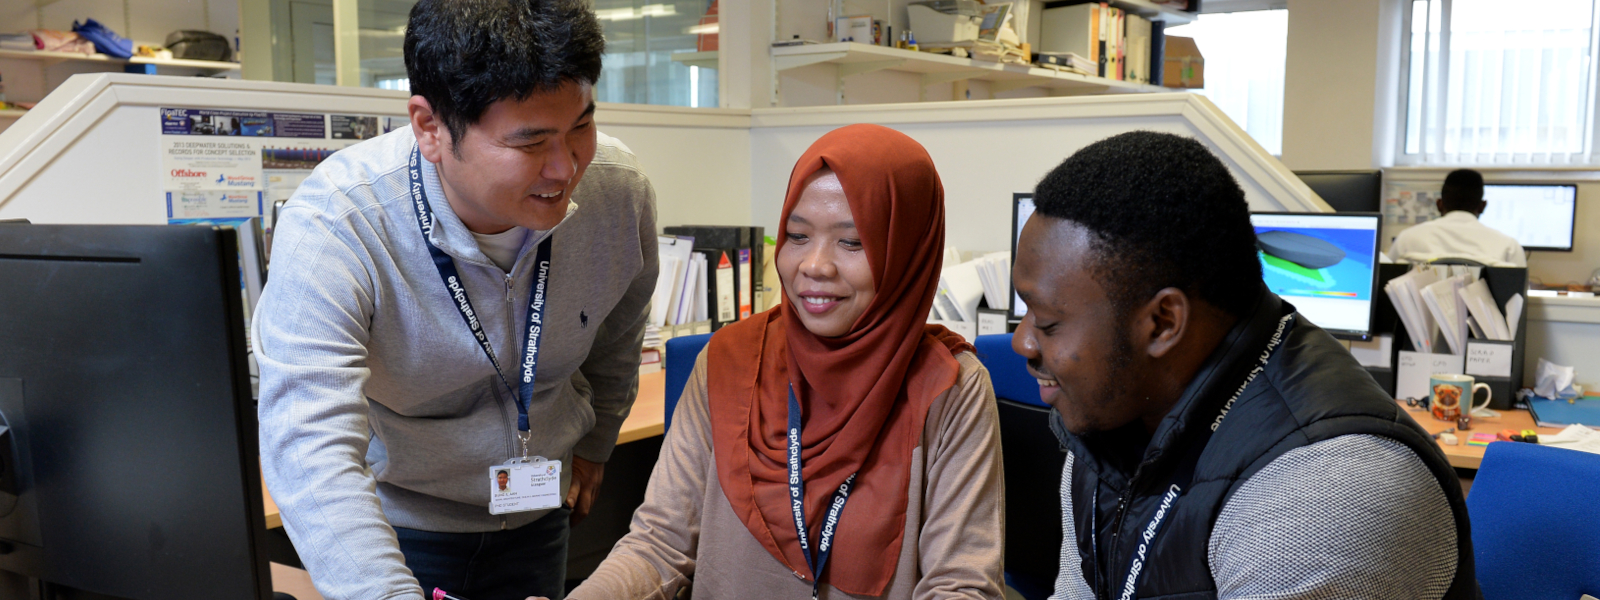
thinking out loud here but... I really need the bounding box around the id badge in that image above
[488,458,563,515]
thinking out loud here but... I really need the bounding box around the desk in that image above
[1398,401,1564,470]
[262,371,668,530]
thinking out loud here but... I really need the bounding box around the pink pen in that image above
[433,588,471,600]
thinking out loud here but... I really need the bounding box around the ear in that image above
[409,96,450,164]
[1134,287,1190,360]
[1435,198,1446,214]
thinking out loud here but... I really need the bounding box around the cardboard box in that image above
[1162,35,1204,88]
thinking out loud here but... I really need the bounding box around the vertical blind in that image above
[1403,0,1600,165]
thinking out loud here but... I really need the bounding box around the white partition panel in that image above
[747,94,1329,255]
[0,74,754,230]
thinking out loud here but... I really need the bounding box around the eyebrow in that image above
[503,103,597,143]
[787,214,857,231]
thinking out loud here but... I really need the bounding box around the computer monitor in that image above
[0,224,273,600]
[1293,170,1383,213]
[1478,183,1577,252]
[1250,212,1383,340]
[1009,192,1035,321]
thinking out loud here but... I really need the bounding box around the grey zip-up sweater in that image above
[253,127,657,600]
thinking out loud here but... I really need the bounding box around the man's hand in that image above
[566,456,604,525]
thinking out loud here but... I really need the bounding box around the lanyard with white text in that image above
[1095,313,1294,600]
[787,384,857,600]
[409,146,552,454]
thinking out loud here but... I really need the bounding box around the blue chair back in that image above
[663,333,713,433]
[1468,441,1600,600]
[973,333,1063,600]
[974,334,1046,408]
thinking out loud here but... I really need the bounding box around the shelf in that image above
[1097,0,1199,24]
[771,43,1171,98]
[0,49,240,72]
[669,51,719,70]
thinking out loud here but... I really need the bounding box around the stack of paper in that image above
[1420,275,1470,354]
[1384,268,1440,353]
[651,235,709,328]
[935,260,986,323]
[973,252,1011,311]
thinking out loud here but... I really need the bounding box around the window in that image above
[1165,9,1289,155]
[593,0,720,107]
[1401,0,1599,164]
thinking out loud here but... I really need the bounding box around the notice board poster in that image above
[159,107,399,226]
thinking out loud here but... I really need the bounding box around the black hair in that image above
[404,0,605,149]
[496,469,510,476]
[1440,168,1485,212]
[1033,131,1261,319]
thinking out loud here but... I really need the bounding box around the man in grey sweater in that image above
[252,1,657,598]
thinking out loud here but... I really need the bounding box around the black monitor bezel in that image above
[1008,192,1032,323]
[1250,211,1383,341]
[1480,183,1578,253]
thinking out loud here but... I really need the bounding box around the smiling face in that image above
[1010,217,1143,435]
[778,170,877,338]
[411,80,598,234]
[496,470,509,490]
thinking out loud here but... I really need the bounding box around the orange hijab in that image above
[707,124,973,595]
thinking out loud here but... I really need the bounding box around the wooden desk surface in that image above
[1399,401,1564,470]
[263,371,668,530]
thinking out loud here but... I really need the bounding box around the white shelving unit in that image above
[771,42,1171,103]
[0,49,240,73]
[0,109,27,119]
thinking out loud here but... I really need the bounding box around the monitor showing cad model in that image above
[1478,184,1577,252]
[1250,212,1381,339]
[1009,193,1035,320]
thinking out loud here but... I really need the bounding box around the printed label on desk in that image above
[488,460,562,515]
[1465,341,1514,378]
[1396,351,1464,400]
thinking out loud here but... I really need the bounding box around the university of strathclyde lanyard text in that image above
[787,384,857,600]
[408,146,552,452]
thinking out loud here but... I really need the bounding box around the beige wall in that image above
[1281,0,1386,170]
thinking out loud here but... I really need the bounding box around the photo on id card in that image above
[489,460,562,515]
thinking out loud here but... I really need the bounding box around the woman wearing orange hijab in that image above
[562,124,1004,600]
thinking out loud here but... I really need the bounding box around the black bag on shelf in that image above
[165,30,233,62]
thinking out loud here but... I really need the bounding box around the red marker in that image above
[433,589,471,600]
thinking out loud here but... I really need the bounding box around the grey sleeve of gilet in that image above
[1209,434,1458,600]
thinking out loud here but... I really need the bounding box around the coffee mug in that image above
[1430,373,1491,422]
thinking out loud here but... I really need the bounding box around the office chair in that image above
[1467,442,1600,600]
[973,334,1065,600]
[663,333,713,433]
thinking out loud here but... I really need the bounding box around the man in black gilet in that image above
[1011,131,1480,600]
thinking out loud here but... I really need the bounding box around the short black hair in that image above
[496,469,509,476]
[1440,168,1485,212]
[1033,131,1261,319]
[404,0,605,147]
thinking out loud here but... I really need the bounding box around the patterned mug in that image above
[1430,373,1491,422]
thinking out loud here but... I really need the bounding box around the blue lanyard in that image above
[1093,313,1294,600]
[787,384,856,600]
[408,146,551,436]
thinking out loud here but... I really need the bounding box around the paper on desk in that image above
[1386,269,1439,352]
[1505,293,1524,339]
[937,260,986,323]
[1540,424,1600,455]
[1421,277,1466,354]
[1458,279,1509,340]
[650,255,681,327]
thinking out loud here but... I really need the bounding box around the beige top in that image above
[568,350,1005,600]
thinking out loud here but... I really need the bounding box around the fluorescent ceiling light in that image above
[686,23,718,34]
[595,4,676,21]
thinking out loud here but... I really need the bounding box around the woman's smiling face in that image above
[779,169,877,338]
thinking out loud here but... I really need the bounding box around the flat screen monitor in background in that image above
[1250,212,1382,340]
[1478,183,1577,252]
[1009,192,1035,321]
[0,224,273,600]
[1293,170,1383,213]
